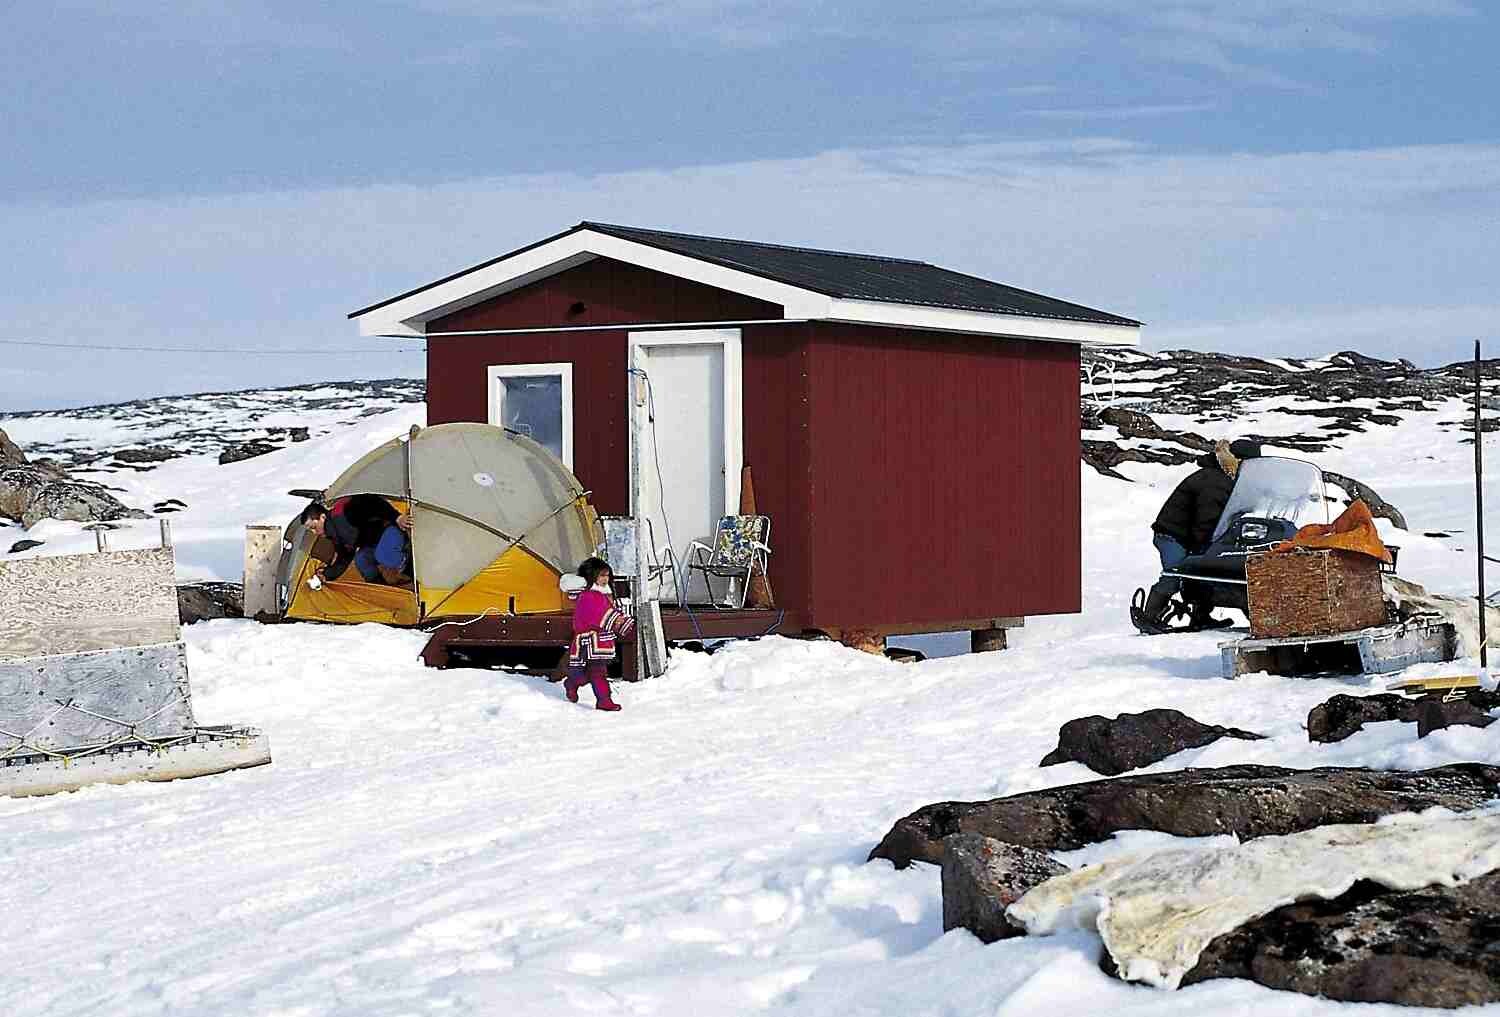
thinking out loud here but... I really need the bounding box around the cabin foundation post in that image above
[971,617,1024,654]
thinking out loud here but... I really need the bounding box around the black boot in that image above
[1187,600,1234,630]
[1131,582,1179,635]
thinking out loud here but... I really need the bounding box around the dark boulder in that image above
[1182,873,1500,1007]
[8,539,44,554]
[868,764,1500,869]
[177,582,245,624]
[941,834,1067,943]
[1307,693,1420,743]
[1418,697,1496,739]
[218,440,280,465]
[1040,709,1263,776]
[112,446,180,464]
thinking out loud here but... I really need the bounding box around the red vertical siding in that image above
[741,323,814,623]
[422,255,1083,631]
[425,257,780,516]
[804,324,1080,630]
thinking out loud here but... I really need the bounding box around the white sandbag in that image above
[1008,811,1500,990]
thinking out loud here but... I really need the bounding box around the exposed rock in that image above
[218,440,281,465]
[1418,697,1496,739]
[868,763,1500,869]
[290,427,309,442]
[8,539,44,554]
[1322,471,1408,530]
[1077,348,1500,481]
[112,446,180,464]
[0,466,147,528]
[0,428,25,466]
[177,582,245,624]
[940,834,1067,943]
[1182,873,1500,1007]
[1040,709,1264,776]
[1307,693,1420,743]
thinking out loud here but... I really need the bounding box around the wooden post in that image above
[243,525,282,620]
[739,465,774,608]
[1476,340,1488,670]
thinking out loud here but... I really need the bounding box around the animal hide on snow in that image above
[1007,810,1500,990]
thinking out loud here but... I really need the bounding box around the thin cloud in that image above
[1021,103,1217,120]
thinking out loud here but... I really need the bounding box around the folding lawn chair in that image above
[683,515,771,610]
[599,515,680,605]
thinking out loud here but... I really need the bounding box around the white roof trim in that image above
[823,298,1142,347]
[351,227,1140,347]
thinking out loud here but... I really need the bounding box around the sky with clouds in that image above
[4,1,1498,408]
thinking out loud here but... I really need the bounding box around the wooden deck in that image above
[419,606,796,678]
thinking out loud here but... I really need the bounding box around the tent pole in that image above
[1476,341,1488,670]
[406,425,423,618]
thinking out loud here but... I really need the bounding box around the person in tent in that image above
[301,494,414,587]
[562,557,634,712]
[1135,438,1262,632]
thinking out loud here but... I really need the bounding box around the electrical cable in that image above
[0,338,422,356]
[628,366,705,644]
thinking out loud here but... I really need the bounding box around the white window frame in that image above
[486,362,574,469]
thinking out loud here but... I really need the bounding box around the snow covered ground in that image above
[3,382,1500,1015]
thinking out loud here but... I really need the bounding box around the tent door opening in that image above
[628,329,742,605]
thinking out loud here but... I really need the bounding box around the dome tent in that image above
[277,423,601,626]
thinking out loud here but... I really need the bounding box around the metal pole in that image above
[1476,339,1488,669]
[159,518,173,549]
[94,528,107,553]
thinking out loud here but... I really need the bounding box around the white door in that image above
[629,330,742,605]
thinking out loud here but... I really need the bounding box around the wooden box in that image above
[1246,548,1387,639]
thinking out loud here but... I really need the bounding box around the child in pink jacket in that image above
[563,557,635,712]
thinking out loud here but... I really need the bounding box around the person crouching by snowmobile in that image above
[563,558,635,712]
[1135,438,1261,632]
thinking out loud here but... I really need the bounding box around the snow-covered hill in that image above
[2,359,1498,1016]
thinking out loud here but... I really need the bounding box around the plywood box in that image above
[1246,548,1387,639]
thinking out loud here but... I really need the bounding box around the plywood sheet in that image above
[0,548,180,661]
[0,642,194,753]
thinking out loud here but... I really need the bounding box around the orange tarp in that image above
[1271,499,1392,563]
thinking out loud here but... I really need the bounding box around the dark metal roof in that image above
[349,221,1141,327]
[580,222,1140,327]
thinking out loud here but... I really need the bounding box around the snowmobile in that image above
[1131,456,1331,635]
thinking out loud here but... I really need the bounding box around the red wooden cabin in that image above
[350,223,1141,657]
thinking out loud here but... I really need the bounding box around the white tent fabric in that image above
[1009,810,1500,990]
[322,423,595,593]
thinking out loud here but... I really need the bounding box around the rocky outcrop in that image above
[868,764,1500,869]
[0,465,147,528]
[0,428,26,467]
[1307,693,1421,743]
[1182,873,1500,1007]
[8,539,44,554]
[1040,709,1263,776]
[218,440,281,465]
[940,834,1067,943]
[177,582,245,624]
[1322,471,1408,530]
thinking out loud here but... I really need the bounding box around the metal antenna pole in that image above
[1476,339,1488,669]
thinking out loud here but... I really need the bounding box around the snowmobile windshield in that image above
[1211,456,1329,541]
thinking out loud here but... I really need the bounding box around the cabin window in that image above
[486,363,574,468]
